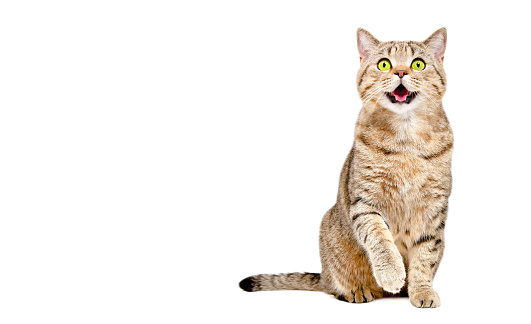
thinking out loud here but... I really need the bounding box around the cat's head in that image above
[356,28,447,115]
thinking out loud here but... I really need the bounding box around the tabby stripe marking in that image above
[434,66,445,86]
[413,235,435,246]
[352,211,381,222]
[352,196,377,208]
[435,205,448,217]
[357,134,398,155]
[422,142,453,160]
[358,65,370,87]
[409,43,416,57]
[432,83,441,95]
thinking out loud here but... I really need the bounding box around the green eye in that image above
[411,59,425,71]
[377,59,391,71]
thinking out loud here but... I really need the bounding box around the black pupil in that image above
[417,62,420,67]
[382,62,387,68]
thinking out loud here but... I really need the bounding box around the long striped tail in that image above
[239,272,322,292]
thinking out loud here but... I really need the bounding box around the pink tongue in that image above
[393,88,409,102]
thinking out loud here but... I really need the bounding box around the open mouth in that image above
[386,84,417,104]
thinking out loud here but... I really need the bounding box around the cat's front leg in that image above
[407,231,445,308]
[350,207,405,294]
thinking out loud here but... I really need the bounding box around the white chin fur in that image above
[381,98,420,115]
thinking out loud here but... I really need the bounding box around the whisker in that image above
[374,93,385,107]
[361,82,390,99]
[423,92,439,108]
[360,80,392,104]
[361,87,387,104]
[363,89,386,105]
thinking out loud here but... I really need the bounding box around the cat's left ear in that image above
[423,28,447,62]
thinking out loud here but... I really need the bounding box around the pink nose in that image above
[395,70,407,78]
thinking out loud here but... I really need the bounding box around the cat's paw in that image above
[409,289,440,308]
[335,286,376,303]
[372,251,406,293]
[373,265,405,293]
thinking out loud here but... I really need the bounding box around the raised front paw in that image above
[409,289,440,308]
[372,261,404,294]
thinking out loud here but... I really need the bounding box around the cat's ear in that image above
[357,28,380,62]
[423,28,447,62]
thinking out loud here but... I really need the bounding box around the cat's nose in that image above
[395,70,407,79]
[395,70,407,78]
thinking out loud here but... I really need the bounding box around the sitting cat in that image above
[239,28,452,308]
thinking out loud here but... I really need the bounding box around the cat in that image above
[239,28,452,308]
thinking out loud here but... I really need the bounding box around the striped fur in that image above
[240,28,452,308]
[239,273,321,292]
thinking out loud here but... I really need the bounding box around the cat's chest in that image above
[370,151,428,192]
[354,151,433,215]
[366,151,448,233]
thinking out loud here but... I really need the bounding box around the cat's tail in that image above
[239,272,322,292]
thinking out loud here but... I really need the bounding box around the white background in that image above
[1,0,530,323]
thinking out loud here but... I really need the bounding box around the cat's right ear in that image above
[357,28,380,62]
